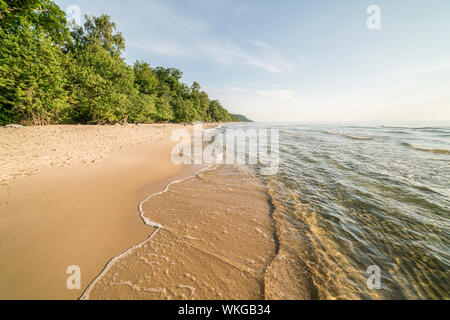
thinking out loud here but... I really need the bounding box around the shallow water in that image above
[82,165,278,300]
[228,122,449,299]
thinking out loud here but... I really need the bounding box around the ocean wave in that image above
[323,131,374,140]
[401,142,450,155]
[386,130,411,135]
[382,126,449,133]
[343,134,373,141]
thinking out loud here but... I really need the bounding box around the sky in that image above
[55,0,450,122]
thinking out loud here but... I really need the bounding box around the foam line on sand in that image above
[79,164,215,300]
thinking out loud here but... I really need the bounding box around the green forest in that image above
[0,0,242,125]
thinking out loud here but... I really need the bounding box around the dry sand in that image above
[0,124,208,299]
[0,124,198,185]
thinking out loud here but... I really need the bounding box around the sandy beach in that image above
[0,124,214,299]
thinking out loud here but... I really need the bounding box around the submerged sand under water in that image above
[81,164,314,300]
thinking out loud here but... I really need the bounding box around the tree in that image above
[133,61,158,95]
[0,0,70,125]
[191,81,200,92]
[155,94,174,122]
[67,40,137,123]
[208,100,232,122]
[65,14,137,124]
[189,82,203,121]
[70,14,125,59]
[128,92,156,123]
[0,0,70,44]
[199,91,210,120]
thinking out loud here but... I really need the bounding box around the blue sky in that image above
[55,0,450,122]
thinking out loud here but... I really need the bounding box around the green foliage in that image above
[208,100,233,122]
[67,42,138,124]
[1,0,70,44]
[0,0,241,125]
[70,14,125,59]
[133,61,158,95]
[0,15,70,124]
[231,114,253,122]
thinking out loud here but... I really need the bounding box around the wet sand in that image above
[81,165,277,300]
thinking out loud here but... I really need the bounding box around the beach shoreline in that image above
[0,123,218,299]
[81,164,278,300]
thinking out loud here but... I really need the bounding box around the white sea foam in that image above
[178,284,196,296]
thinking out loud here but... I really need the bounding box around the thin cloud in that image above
[126,1,296,74]
[201,39,296,74]
[396,61,450,78]
[228,87,249,93]
[140,0,208,35]
[256,89,296,100]
[128,41,193,57]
